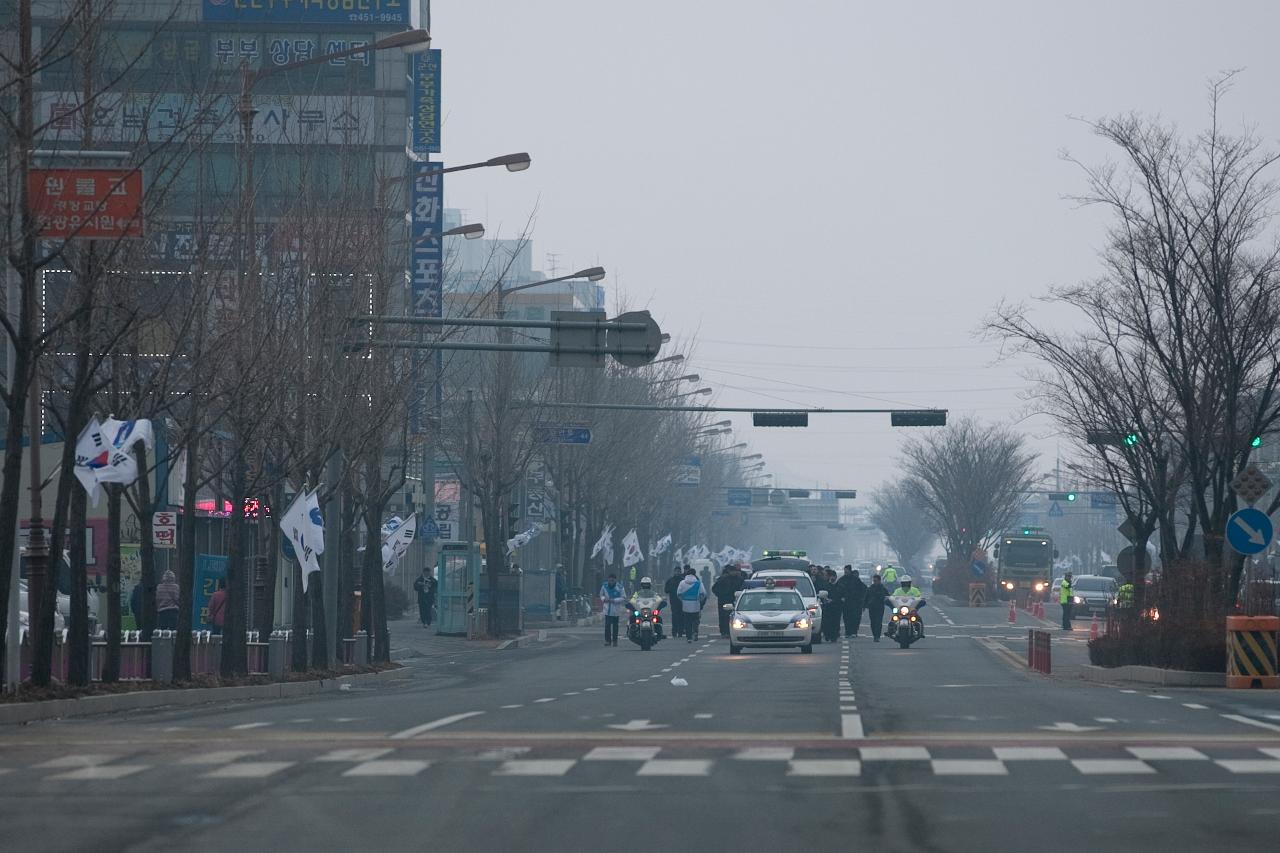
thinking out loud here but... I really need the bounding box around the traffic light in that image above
[1123,432,1139,446]
[891,410,947,427]
[1048,492,1077,502]
[1252,436,1263,448]
[753,411,808,427]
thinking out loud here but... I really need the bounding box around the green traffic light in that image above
[1066,492,1077,502]
[1252,436,1263,448]
[1123,433,1139,446]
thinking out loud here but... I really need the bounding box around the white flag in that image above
[651,533,672,556]
[713,546,735,566]
[622,529,644,567]
[507,524,541,555]
[282,488,324,592]
[591,524,615,564]
[382,512,417,575]
[73,416,155,506]
[672,547,684,565]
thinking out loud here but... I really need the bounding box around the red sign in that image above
[28,168,144,239]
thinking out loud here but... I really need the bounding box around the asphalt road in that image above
[4,599,1280,853]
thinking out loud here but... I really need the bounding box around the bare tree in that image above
[867,480,935,573]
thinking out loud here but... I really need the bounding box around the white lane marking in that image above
[315,748,393,763]
[203,761,295,779]
[36,755,116,769]
[49,765,149,781]
[1119,689,1138,694]
[343,760,430,777]
[1148,694,1171,700]
[500,704,524,709]
[584,688,600,692]
[494,759,576,777]
[289,718,314,723]
[562,692,580,696]
[1262,748,1280,759]
[180,751,262,766]
[534,697,558,702]
[1216,760,1280,774]
[860,747,930,761]
[1183,703,1208,710]
[993,747,1067,761]
[390,711,486,739]
[1095,717,1119,723]
[469,747,532,761]
[230,722,272,730]
[734,747,794,761]
[1222,714,1280,733]
[584,747,661,761]
[694,713,713,719]
[932,760,1008,776]
[788,760,861,776]
[605,683,618,687]
[636,759,711,777]
[1071,759,1156,775]
[661,668,672,673]
[841,715,865,740]
[1126,747,1208,761]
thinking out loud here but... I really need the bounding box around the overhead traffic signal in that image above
[1048,492,1077,502]
[753,412,808,427]
[1252,436,1263,448]
[1123,432,1139,446]
[891,410,947,427]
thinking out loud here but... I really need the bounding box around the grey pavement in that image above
[4,599,1280,853]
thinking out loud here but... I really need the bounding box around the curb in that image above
[496,630,549,651]
[0,669,394,726]
[1081,664,1226,688]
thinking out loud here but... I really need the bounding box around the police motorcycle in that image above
[627,577,667,651]
[885,590,925,649]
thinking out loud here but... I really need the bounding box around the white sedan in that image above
[726,588,813,655]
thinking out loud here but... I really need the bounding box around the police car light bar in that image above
[761,549,807,558]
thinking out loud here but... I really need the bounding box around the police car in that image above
[725,578,813,655]
[748,551,827,644]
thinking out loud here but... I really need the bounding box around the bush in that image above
[384,583,409,621]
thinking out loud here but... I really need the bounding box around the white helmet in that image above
[899,575,912,584]
[640,577,652,586]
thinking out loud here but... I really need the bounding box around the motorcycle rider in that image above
[629,577,666,640]
[889,575,925,637]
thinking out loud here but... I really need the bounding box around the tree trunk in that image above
[253,483,281,639]
[173,439,198,682]
[221,482,247,678]
[482,492,505,637]
[309,573,328,669]
[67,484,90,685]
[135,443,157,641]
[103,484,122,682]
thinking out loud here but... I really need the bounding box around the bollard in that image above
[268,632,289,679]
[151,631,175,683]
[1226,615,1279,689]
[356,630,370,666]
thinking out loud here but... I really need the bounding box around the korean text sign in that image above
[202,0,410,26]
[29,168,144,239]
[408,161,443,435]
[408,49,441,154]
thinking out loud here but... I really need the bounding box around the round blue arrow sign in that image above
[1227,507,1274,555]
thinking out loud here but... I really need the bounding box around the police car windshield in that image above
[752,573,816,597]
[737,591,805,611]
[1074,577,1115,593]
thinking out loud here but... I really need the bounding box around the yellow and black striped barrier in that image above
[1226,616,1279,689]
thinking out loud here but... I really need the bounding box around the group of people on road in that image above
[810,565,904,642]
[599,565,710,646]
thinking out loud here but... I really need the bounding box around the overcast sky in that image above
[433,0,1280,494]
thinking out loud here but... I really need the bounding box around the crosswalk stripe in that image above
[181,751,264,766]
[1215,760,1280,774]
[637,759,711,777]
[584,747,661,762]
[1071,759,1156,775]
[202,762,295,779]
[993,747,1067,761]
[1126,747,1208,761]
[316,748,394,763]
[861,746,930,761]
[35,754,116,769]
[343,760,430,777]
[932,760,1008,776]
[788,760,861,777]
[734,747,794,761]
[493,760,575,777]
[49,764,149,781]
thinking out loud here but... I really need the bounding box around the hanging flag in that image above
[672,547,684,565]
[73,416,155,506]
[651,533,672,556]
[281,488,323,592]
[591,524,615,564]
[507,524,542,555]
[622,529,644,567]
[382,512,417,575]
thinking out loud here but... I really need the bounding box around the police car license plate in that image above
[758,630,784,637]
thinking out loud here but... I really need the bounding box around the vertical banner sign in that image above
[407,49,441,154]
[151,510,177,550]
[409,161,443,435]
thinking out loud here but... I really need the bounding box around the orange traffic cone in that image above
[1089,614,1100,640]
[1035,601,1045,619]
[1008,599,1017,624]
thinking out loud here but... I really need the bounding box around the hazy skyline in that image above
[435,0,1280,493]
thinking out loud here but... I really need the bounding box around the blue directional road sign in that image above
[1227,507,1274,555]
[727,488,752,508]
[535,425,592,445]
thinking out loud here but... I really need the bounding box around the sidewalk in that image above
[387,616,594,663]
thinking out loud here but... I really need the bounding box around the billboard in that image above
[408,161,443,435]
[202,0,411,27]
[407,49,441,154]
[29,168,144,240]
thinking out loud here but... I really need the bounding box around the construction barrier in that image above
[1226,615,1279,689]
[1027,629,1051,674]
[968,583,986,607]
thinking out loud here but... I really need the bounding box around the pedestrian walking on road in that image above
[677,567,707,642]
[600,574,628,646]
[864,574,889,642]
[821,569,842,642]
[665,567,686,639]
[414,568,434,627]
[156,570,180,630]
[836,566,867,638]
[712,565,744,637]
[1060,572,1074,631]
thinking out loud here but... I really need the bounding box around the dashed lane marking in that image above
[230,722,272,731]
[1183,703,1208,710]
[841,715,865,740]
[390,711,486,739]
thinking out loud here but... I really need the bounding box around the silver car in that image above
[726,588,814,655]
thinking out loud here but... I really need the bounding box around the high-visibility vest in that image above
[1060,580,1073,604]
[1116,584,1134,606]
[882,566,898,584]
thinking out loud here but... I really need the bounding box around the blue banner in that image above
[408,49,441,154]
[193,554,228,631]
[409,161,443,435]
[202,0,411,26]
